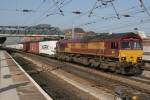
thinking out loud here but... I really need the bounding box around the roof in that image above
[81,32,142,41]
[59,32,142,43]
[73,32,141,42]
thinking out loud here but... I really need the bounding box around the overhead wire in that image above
[61,0,114,29]
[66,0,119,29]
[1,0,150,34]
[88,0,119,18]
[70,2,150,33]
[75,6,150,28]
[28,0,60,26]
[22,0,47,25]
[35,0,47,10]
[89,15,149,32]
[31,0,72,26]
[110,1,120,19]
[19,0,150,32]
[85,0,149,31]
[0,9,19,12]
[88,0,99,17]
[1,0,46,37]
[60,1,150,29]
[51,0,64,16]
[46,0,72,16]
[99,18,150,32]
[138,0,150,17]
[16,0,18,11]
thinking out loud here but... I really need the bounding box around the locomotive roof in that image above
[79,32,141,41]
[58,32,141,43]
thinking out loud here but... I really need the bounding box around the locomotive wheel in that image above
[89,59,100,68]
[130,66,143,75]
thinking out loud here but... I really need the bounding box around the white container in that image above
[143,46,150,53]
[5,44,23,50]
[142,55,150,60]
[39,41,57,55]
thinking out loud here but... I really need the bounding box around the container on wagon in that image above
[29,42,39,54]
[23,43,30,52]
[39,41,57,55]
[5,44,23,50]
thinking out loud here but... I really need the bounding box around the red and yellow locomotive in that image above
[56,32,144,75]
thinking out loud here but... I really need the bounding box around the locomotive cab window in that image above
[111,42,118,49]
[121,41,130,49]
[133,41,142,49]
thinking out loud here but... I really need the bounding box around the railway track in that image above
[144,66,150,71]
[142,70,150,78]
[10,51,150,100]
[130,76,150,84]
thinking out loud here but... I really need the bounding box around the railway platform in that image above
[0,50,52,100]
[143,54,150,61]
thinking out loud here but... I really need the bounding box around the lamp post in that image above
[72,24,75,39]
[71,11,82,39]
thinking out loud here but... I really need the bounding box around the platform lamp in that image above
[134,28,138,33]
[71,11,82,39]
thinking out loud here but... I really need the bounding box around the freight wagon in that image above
[29,42,39,54]
[142,38,150,60]
[142,46,150,60]
[5,44,23,50]
[143,46,150,53]
[22,40,57,55]
[23,43,30,52]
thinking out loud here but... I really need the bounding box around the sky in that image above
[0,0,150,34]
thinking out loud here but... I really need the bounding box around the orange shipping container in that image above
[29,42,39,54]
[23,43,30,52]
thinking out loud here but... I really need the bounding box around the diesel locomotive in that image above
[56,32,144,75]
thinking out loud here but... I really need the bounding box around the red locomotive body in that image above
[56,32,144,75]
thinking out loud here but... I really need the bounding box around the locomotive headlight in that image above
[137,57,142,60]
[121,57,126,60]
